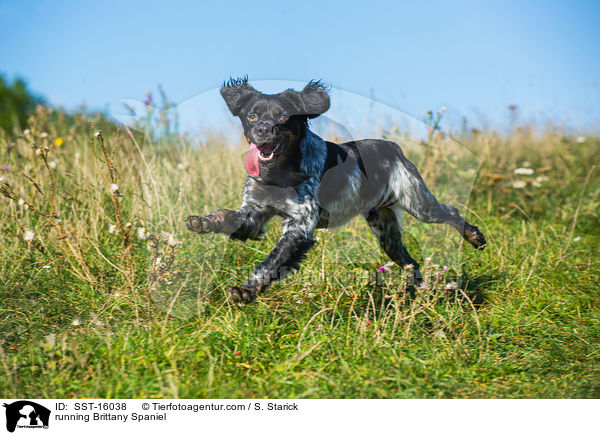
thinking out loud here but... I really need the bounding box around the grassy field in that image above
[0,106,598,398]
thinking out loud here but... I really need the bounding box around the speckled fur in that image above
[186,78,486,304]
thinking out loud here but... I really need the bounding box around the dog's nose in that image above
[255,123,274,139]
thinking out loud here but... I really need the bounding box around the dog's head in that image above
[220,77,330,179]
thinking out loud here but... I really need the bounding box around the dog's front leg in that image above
[228,199,318,305]
[186,206,271,240]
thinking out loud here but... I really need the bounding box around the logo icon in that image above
[3,401,50,433]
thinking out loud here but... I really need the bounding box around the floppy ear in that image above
[300,80,330,118]
[220,76,258,117]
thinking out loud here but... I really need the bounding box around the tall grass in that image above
[0,105,598,398]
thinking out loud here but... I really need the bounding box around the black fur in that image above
[187,78,486,305]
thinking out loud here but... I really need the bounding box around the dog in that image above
[186,77,486,304]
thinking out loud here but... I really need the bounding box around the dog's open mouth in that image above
[256,143,277,161]
[246,142,279,176]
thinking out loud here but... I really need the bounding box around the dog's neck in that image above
[299,129,327,177]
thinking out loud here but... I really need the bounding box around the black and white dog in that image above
[186,78,486,304]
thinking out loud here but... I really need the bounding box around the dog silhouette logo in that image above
[3,401,50,432]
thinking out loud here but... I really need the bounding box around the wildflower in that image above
[177,163,186,170]
[442,265,448,272]
[114,291,122,297]
[6,144,13,152]
[404,264,414,271]
[512,180,527,189]
[308,292,316,298]
[296,299,303,304]
[1,198,6,203]
[532,181,542,188]
[94,130,101,137]
[108,224,117,234]
[2,166,9,171]
[379,266,387,272]
[536,175,548,183]
[42,265,51,269]
[23,129,30,136]
[71,318,81,326]
[109,183,120,195]
[40,132,48,138]
[45,333,56,348]
[155,257,162,265]
[35,148,42,155]
[167,233,180,247]
[424,257,432,264]
[23,229,35,241]
[573,236,581,242]
[444,281,458,290]
[137,227,148,240]
[235,351,241,356]
[514,167,534,175]
[18,198,24,206]
[144,92,153,106]
[55,137,63,147]
[576,136,586,143]
[48,161,57,169]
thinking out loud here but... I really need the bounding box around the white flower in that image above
[576,136,586,143]
[114,291,122,297]
[512,180,527,189]
[94,130,101,137]
[444,281,458,290]
[108,224,117,234]
[514,167,534,175]
[536,176,548,183]
[308,292,316,298]
[109,184,120,194]
[35,148,42,155]
[296,299,303,304]
[532,181,542,188]
[23,229,35,241]
[48,161,57,169]
[42,265,51,269]
[45,333,56,347]
[71,318,81,326]
[40,132,48,138]
[23,129,30,136]
[167,233,179,247]
[137,227,148,240]
[18,198,24,206]
[573,236,581,242]
[155,257,162,265]
[424,257,432,264]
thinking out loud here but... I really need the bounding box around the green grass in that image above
[0,108,598,398]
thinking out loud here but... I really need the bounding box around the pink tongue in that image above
[245,143,260,177]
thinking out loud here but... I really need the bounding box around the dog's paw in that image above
[186,215,211,234]
[464,225,487,250]
[228,285,258,305]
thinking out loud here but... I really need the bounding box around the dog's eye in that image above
[247,114,258,121]
[279,115,289,122]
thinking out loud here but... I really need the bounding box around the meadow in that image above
[0,105,598,398]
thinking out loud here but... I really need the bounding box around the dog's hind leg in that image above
[389,158,486,249]
[366,207,422,285]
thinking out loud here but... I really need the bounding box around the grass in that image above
[0,105,598,398]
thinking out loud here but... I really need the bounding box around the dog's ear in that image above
[220,76,259,117]
[300,80,330,118]
[281,80,330,119]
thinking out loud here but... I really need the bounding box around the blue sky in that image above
[1,0,599,132]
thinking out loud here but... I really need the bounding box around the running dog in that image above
[186,78,486,304]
